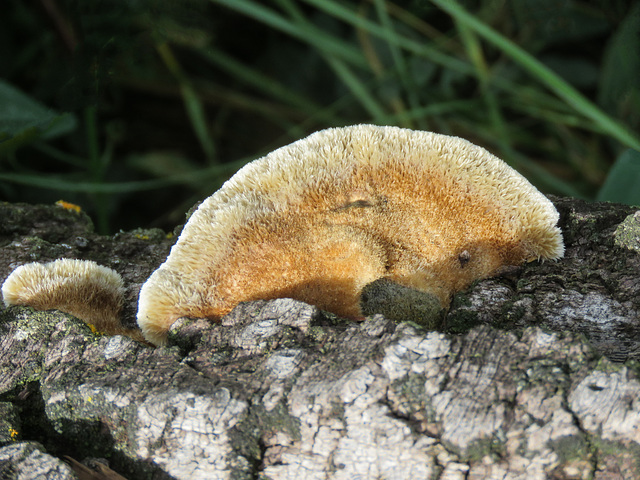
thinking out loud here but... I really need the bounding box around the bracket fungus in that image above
[2,125,564,346]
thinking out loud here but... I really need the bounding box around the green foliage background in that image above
[1,0,639,233]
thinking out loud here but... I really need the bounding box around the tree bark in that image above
[0,197,639,480]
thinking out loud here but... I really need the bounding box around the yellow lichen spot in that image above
[9,427,18,440]
[55,200,82,213]
[134,233,150,240]
[87,323,99,334]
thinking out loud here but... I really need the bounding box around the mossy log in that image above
[0,198,639,479]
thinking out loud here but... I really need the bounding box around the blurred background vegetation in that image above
[1,0,639,234]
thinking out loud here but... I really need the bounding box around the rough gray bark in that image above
[0,197,639,479]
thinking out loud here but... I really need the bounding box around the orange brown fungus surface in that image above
[137,125,564,345]
[3,260,124,335]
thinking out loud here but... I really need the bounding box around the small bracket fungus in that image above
[2,125,563,346]
[2,259,146,343]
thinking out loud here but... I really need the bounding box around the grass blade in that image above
[430,0,640,151]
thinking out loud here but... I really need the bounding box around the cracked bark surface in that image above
[0,197,639,479]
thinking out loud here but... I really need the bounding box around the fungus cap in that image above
[2,259,125,334]
[137,124,564,345]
